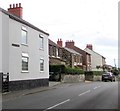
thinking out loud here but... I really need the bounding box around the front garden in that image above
[49,65,103,82]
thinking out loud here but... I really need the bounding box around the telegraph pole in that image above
[114,59,116,68]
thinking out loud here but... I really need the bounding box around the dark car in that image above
[102,72,115,82]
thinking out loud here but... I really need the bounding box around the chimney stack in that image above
[57,38,63,47]
[86,44,93,50]
[8,3,23,18]
[65,40,75,48]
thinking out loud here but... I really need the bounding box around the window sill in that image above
[39,48,44,51]
[51,56,55,58]
[57,56,60,58]
[21,71,29,73]
[21,43,28,46]
[40,71,44,73]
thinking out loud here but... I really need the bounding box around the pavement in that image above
[2,81,61,102]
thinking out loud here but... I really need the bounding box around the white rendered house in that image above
[84,44,106,71]
[0,3,49,91]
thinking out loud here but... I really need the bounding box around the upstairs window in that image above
[56,48,59,57]
[80,56,83,63]
[39,35,44,49]
[56,48,60,58]
[53,46,56,57]
[21,27,27,45]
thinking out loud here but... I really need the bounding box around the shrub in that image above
[92,71,103,75]
[85,71,103,76]
[49,65,65,74]
[49,65,84,75]
[65,67,84,75]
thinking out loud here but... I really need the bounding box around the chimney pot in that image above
[19,3,21,7]
[13,4,15,8]
[86,44,93,50]
[10,4,12,8]
[16,4,18,7]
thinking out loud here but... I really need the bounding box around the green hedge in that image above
[85,71,103,76]
[92,71,103,75]
[65,67,84,75]
[49,65,84,75]
[49,65,65,74]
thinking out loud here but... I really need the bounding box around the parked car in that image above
[102,72,115,82]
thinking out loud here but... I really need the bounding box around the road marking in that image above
[79,90,91,96]
[93,87,98,90]
[44,99,70,111]
[93,86,101,90]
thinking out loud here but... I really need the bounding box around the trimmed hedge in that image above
[65,67,84,75]
[49,65,84,75]
[49,65,103,76]
[49,65,65,73]
[92,71,103,75]
[85,71,103,76]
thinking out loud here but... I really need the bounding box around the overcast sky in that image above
[1,0,119,67]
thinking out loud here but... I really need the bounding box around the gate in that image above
[85,71,93,81]
[2,73,9,93]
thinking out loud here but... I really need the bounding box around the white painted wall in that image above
[8,18,49,81]
[2,12,9,74]
[0,11,2,72]
[84,48,105,71]
[0,11,2,108]
[1,10,49,81]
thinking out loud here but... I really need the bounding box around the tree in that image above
[111,67,119,75]
[96,65,101,70]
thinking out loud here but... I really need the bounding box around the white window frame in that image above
[39,34,44,50]
[22,53,29,72]
[21,26,28,45]
[40,59,44,72]
[56,48,59,57]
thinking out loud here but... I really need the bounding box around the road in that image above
[3,81,119,110]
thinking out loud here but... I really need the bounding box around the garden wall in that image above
[61,74,85,83]
[93,75,102,81]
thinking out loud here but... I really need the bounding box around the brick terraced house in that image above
[65,40,91,71]
[64,48,83,68]
[49,39,83,68]
[49,39,65,65]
